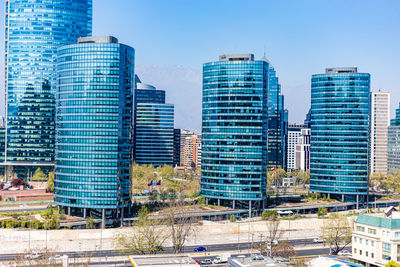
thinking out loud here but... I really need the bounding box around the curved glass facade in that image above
[310,68,370,197]
[5,0,92,164]
[201,55,269,202]
[54,38,134,211]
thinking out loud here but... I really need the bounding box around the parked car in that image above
[194,246,207,252]
[24,253,42,259]
[313,237,324,243]
[155,245,164,252]
[213,253,231,263]
[48,254,63,261]
[200,259,212,265]
[251,253,264,260]
[338,250,351,256]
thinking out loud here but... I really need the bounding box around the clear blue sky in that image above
[1,0,400,131]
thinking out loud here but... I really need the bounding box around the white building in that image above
[370,91,390,174]
[352,207,400,266]
[295,128,311,171]
[287,124,305,171]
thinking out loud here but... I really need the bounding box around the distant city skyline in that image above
[1,0,400,131]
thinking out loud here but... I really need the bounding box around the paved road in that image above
[0,238,317,262]
[0,239,345,263]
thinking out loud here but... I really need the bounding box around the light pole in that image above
[237,222,240,252]
[247,221,250,255]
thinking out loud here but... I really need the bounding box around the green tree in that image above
[386,260,400,267]
[318,207,328,217]
[86,215,96,229]
[156,165,175,180]
[299,170,310,185]
[262,210,278,221]
[267,168,286,191]
[31,168,47,181]
[46,171,55,193]
[321,213,352,255]
[131,164,156,194]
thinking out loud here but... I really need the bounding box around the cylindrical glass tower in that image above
[55,36,134,219]
[201,54,269,209]
[310,67,370,202]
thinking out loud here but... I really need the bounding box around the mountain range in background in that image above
[136,64,202,132]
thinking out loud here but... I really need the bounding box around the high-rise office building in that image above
[287,124,306,171]
[304,108,312,128]
[370,91,390,174]
[55,36,134,221]
[266,65,286,170]
[4,0,92,179]
[201,54,269,210]
[181,134,202,168]
[133,82,174,167]
[295,128,311,171]
[388,103,400,171]
[173,129,181,166]
[310,67,370,203]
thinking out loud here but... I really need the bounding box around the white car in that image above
[338,250,351,256]
[49,254,63,260]
[266,240,279,245]
[24,253,42,259]
[313,237,324,243]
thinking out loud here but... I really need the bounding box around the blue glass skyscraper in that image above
[4,0,92,178]
[133,81,174,167]
[267,66,286,170]
[55,36,134,221]
[310,67,370,203]
[201,54,269,210]
[388,103,400,171]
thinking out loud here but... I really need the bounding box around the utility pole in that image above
[237,222,240,252]
[247,221,250,255]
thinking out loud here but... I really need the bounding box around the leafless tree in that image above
[265,210,283,249]
[115,206,168,254]
[271,241,297,258]
[165,197,198,253]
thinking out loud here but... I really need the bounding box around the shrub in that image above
[317,207,328,217]
[229,214,237,222]
[262,210,278,220]
[33,220,42,229]
[6,221,13,228]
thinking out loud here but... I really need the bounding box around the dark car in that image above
[155,245,164,252]
[200,259,212,265]
[194,246,207,252]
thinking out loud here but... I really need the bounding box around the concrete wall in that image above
[0,217,339,254]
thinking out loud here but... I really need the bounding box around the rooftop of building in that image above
[228,255,288,267]
[355,206,400,229]
[128,255,199,267]
[136,83,156,90]
[219,53,254,61]
[78,36,118,44]
[325,67,358,74]
[309,256,363,267]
